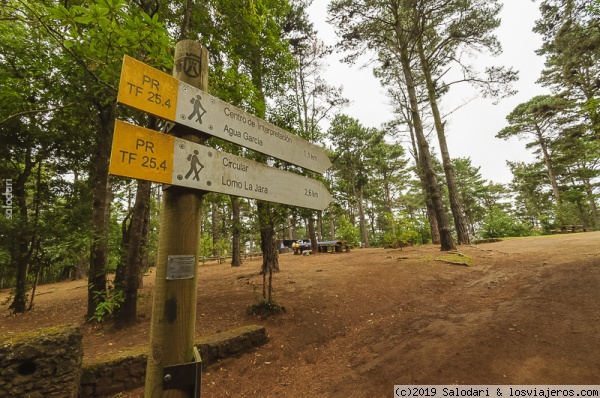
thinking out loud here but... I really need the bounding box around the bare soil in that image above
[1,232,600,397]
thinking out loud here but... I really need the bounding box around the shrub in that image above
[480,207,532,238]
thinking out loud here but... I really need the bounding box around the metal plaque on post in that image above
[167,255,196,280]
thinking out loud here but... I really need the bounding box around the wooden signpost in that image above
[117,55,332,174]
[109,120,332,210]
[112,42,332,398]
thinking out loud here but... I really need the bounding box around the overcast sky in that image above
[307,0,550,185]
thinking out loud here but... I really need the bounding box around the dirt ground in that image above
[1,232,600,397]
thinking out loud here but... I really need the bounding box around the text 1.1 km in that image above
[304,150,317,161]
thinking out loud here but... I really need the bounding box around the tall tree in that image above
[534,0,600,139]
[384,80,442,244]
[497,95,573,207]
[0,2,77,313]
[507,161,555,229]
[552,133,600,227]
[328,115,385,248]
[452,157,509,235]
[329,0,455,250]
[204,0,298,301]
[286,33,348,253]
[412,0,517,244]
[46,0,172,319]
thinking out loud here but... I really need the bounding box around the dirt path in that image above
[2,232,599,397]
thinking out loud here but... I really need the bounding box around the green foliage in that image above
[215,237,230,257]
[199,232,214,262]
[89,283,124,323]
[108,204,125,273]
[335,216,360,247]
[48,0,173,92]
[480,207,533,239]
[381,212,419,248]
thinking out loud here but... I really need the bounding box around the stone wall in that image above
[0,325,83,398]
[0,324,266,398]
[80,324,268,397]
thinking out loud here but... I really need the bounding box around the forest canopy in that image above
[0,0,598,318]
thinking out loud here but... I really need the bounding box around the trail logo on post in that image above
[182,53,201,78]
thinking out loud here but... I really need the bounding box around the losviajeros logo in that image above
[2,179,13,219]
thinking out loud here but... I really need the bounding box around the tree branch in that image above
[0,103,76,126]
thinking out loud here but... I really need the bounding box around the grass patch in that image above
[435,254,473,266]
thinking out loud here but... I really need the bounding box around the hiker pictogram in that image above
[185,150,204,181]
[188,95,207,124]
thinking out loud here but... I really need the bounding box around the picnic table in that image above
[551,225,587,234]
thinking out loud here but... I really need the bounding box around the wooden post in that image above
[144,40,208,398]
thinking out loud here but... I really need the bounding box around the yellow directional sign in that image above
[109,121,333,210]
[117,55,178,121]
[109,120,174,184]
[116,56,331,174]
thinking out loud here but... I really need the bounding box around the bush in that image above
[336,216,360,247]
[480,207,532,238]
[381,212,420,248]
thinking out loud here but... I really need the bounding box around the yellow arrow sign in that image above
[109,121,333,210]
[116,56,332,174]
[117,55,178,121]
[109,120,174,184]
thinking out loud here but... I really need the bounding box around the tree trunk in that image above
[308,214,318,254]
[28,260,42,311]
[575,199,589,228]
[258,202,279,276]
[178,0,194,41]
[268,268,273,304]
[139,189,151,286]
[72,166,87,280]
[317,212,323,241]
[407,103,441,245]
[355,187,370,248]
[10,152,34,313]
[583,178,599,227]
[86,103,115,320]
[230,196,242,266]
[426,203,441,244]
[330,211,335,239]
[536,126,561,205]
[286,214,293,240]
[211,201,220,256]
[398,41,455,251]
[417,39,470,245]
[248,40,280,282]
[113,207,133,292]
[117,179,151,326]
